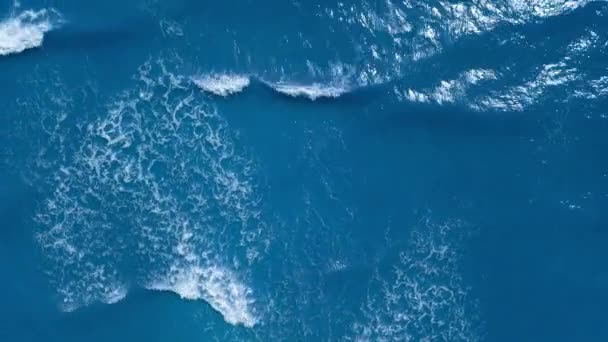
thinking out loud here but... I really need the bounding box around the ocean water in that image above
[1,0,608,341]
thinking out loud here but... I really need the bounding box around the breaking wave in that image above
[192,74,251,97]
[268,82,350,100]
[192,73,351,100]
[147,264,258,327]
[0,8,61,56]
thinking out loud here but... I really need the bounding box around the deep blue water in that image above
[1,0,608,341]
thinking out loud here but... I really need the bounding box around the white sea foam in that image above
[400,68,496,105]
[326,258,349,273]
[354,218,481,341]
[54,264,128,312]
[32,58,269,324]
[193,73,351,101]
[590,76,608,97]
[568,30,599,54]
[475,61,579,111]
[159,19,184,38]
[148,264,258,327]
[192,74,251,97]
[269,82,349,100]
[102,285,129,304]
[402,88,430,103]
[0,9,60,56]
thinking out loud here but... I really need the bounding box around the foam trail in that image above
[269,82,349,100]
[147,264,258,328]
[192,74,251,97]
[0,9,61,56]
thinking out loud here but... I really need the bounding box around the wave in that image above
[192,73,351,100]
[268,82,349,100]
[0,8,62,56]
[192,74,251,97]
[147,264,258,328]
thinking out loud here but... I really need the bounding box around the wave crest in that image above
[0,9,61,56]
[192,74,251,97]
[269,82,349,100]
[193,73,351,101]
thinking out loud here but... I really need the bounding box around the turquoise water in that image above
[1,0,608,341]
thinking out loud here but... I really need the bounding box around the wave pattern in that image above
[392,22,607,112]
[354,218,481,341]
[310,0,592,86]
[33,59,269,327]
[5,0,605,340]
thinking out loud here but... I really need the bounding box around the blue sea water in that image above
[1,0,608,340]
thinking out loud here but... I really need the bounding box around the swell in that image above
[189,2,606,111]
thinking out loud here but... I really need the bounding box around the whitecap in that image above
[269,82,349,100]
[192,74,251,97]
[0,9,61,56]
[101,285,129,305]
[147,264,258,328]
[193,73,351,101]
